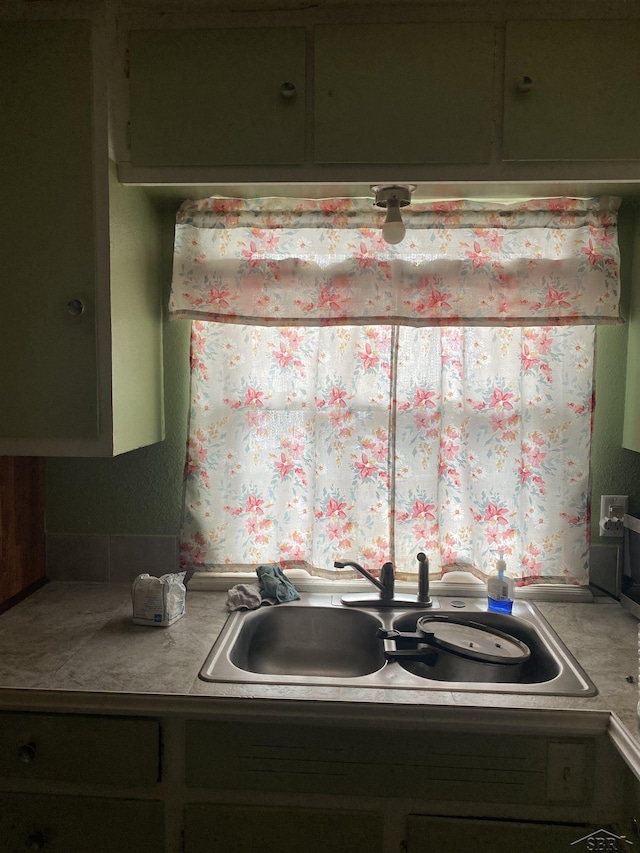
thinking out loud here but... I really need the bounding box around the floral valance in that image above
[170,196,621,327]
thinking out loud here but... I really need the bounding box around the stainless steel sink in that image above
[199,594,597,696]
[227,604,385,677]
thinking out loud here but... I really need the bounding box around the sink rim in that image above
[198,594,598,697]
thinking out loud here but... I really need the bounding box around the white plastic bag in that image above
[131,572,186,626]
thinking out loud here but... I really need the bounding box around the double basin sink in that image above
[199,593,597,696]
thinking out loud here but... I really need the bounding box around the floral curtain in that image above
[181,321,596,585]
[170,197,620,327]
[175,198,620,586]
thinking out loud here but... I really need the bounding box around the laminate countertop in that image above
[0,582,638,755]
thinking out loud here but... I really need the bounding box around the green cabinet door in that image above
[314,23,495,164]
[504,20,640,161]
[0,794,164,852]
[185,804,383,853]
[129,27,306,167]
[0,21,98,440]
[406,815,598,852]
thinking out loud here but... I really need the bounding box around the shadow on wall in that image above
[45,203,191,536]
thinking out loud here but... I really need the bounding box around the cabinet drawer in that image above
[0,793,163,853]
[185,721,570,805]
[0,713,160,787]
[129,27,306,167]
[185,803,383,853]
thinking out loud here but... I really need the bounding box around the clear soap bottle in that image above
[487,550,514,614]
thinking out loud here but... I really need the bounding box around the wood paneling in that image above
[0,457,46,611]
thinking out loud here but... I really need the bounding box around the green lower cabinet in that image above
[0,794,164,853]
[0,713,160,787]
[406,815,600,852]
[184,804,383,853]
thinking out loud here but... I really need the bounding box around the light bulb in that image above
[382,200,405,245]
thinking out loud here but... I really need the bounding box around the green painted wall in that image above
[591,202,640,537]
[45,200,640,537]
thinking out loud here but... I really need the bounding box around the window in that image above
[171,197,620,587]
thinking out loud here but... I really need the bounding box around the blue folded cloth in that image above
[257,565,300,604]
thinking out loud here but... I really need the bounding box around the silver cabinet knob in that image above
[26,832,46,850]
[18,742,36,763]
[67,298,85,316]
[517,76,533,93]
[279,82,296,100]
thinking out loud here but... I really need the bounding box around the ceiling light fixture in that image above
[371,184,416,245]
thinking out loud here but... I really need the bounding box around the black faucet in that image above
[334,554,432,608]
[334,559,395,601]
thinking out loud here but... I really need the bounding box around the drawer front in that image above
[186,721,564,805]
[0,713,160,787]
[0,793,163,853]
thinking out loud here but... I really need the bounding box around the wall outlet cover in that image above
[599,495,629,538]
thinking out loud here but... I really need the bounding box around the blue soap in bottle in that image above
[487,550,514,614]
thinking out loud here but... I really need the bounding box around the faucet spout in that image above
[334,559,385,592]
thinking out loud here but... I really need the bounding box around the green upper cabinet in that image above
[503,20,640,161]
[129,27,306,167]
[0,20,164,457]
[121,18,640,175]
[313,23,496,165]
[0,21,98,443]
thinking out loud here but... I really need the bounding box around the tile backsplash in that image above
[46,534,620,594]
[46,534,178,584]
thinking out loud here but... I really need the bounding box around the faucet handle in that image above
[379,561,395,601]
[417,552,432,605]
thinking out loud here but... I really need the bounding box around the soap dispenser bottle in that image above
[487,550,514,614]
